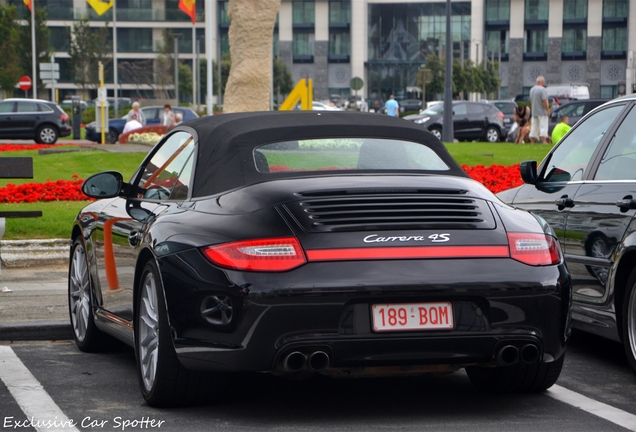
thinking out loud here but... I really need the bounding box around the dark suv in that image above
[548,98,609,134]
[404,101,506,142]
[497,95,636,376]
[0,98,71,144]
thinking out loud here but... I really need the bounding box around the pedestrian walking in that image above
[384,95,399,117]
[528,76,551,144]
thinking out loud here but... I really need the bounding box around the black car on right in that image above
[497,95,636,376]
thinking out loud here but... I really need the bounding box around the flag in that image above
[23,0,32,12]
[179,0,196,24]
[87,0,114,16]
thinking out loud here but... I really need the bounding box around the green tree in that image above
[178,62,193,102]
[68,17,111,91]
[0,4,22,95]
[483,60,501,96]
[18,5,50,97]
[273,58,292,98]
[424,53,444,96]
[452,60,468,96]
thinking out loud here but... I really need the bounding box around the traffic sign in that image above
[19,76,32,92]
[350,76,364,91]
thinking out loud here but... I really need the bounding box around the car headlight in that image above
[414,117,430,124]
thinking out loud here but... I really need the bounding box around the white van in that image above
[546,84,590,100]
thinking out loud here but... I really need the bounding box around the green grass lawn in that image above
[0,142,552,240]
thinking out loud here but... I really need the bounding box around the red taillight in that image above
[60,114,69,122]
[202,237,306,272]
[508,233,561,266]
[497,112,505,118]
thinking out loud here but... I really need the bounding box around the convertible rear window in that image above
[253,138,449,173]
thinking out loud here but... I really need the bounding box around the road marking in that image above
[0,346,79,432]
[547,384,636,431]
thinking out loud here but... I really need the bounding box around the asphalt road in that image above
[1,330,635,432]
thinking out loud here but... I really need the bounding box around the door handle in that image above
[616,195,636,212]
[555,195,574,209]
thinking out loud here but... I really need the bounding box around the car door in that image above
[14,100,41,136]
[0,101,16,137]
[452,103,470,139]
[564,103,636,303]
[142,107,160,125]
[94,131,196,322]
[509,104,627,249]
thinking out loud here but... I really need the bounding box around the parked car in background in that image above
[399,99,423,113]
[0,98,71,144]
[312,101,342,111]
[84,106,199,143]
[485,100,517,136]
[71,111,570,407]
[404,101,506,142]
[546,84,590,101]
[497,95,636,376]
[329,94,347,108]
[60,99,93,110]
[548,99,609,135]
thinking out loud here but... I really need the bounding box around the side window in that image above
[541,104,625,182]
[168,152,194,200]
[595,106,636,181]
[467,104,485,114]
[453,104,467,115]
[560,103,585,117]
[142,108,158,119]
[37,103,53,112]
[136,131,195,200]
[16,101,38,112]
[0,102,13,113]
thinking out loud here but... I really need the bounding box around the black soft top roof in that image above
[181,111,467,197]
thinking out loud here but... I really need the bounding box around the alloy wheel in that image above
[69,244,90,342]
[39,127,57,144]
[139,271,160,392]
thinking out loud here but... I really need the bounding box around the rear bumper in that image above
[159,251,571,373]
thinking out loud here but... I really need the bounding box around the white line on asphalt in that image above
[0,346,79,432]
[547,384,636,431]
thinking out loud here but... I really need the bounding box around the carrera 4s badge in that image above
[363,233,451,243]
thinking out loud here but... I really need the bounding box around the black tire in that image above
[621,267,636,376]
[35,125,59,144]
[107,128,119,144]
[135,260,226,407]
[484,126,501,143]
[429,127,442,140]
[68,238,105,352]
[466,354,565,393]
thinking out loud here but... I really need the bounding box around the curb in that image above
[0,239,69,268]
[0,320,72,341]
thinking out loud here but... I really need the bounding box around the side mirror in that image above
[82,171,125,199]
[519,161,538,184]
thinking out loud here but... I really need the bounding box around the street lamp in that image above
[174,34,182,106]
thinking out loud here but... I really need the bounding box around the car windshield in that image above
[253,138,450,173]
[420,104,444,115]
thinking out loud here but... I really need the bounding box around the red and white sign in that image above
[372,302,454,332]
[19,76,32,92]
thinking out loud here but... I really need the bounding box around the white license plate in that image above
[372,302,454,332]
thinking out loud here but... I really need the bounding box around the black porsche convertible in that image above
[70,111,571,407]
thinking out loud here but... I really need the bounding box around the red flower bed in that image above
[0,144,56,152]
[462,164,523,194]
[0,175,88,203]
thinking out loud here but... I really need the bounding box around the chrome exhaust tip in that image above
[520,344,540,364]
[496,345,519,366]
[283,351,306,372]
[308,351,330,372]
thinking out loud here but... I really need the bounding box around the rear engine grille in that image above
[283,190,495,232]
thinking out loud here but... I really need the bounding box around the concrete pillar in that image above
[587,0,603,97]
[470,0,485,63]
[546,0,563,86]
[278,1,293,68]
[508,0,525,97]
[314,0,329,100]
[350,0,367,95]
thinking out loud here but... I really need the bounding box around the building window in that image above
[603,0,628,19]
[562,27,586,58]
[563,0,588,20]
[486,29,509,57]
[485,0,510,22]
[219,1,230,26]
[293,1,315,26]
[49,27,70,52]
[329,31,350,62]
[525,28,547,56]
[118,28,154,53]
[602,26,627,57]
[525,0,549,21]
[329,1,350,25]
[293,32,314,62]
[600,85,618,98]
